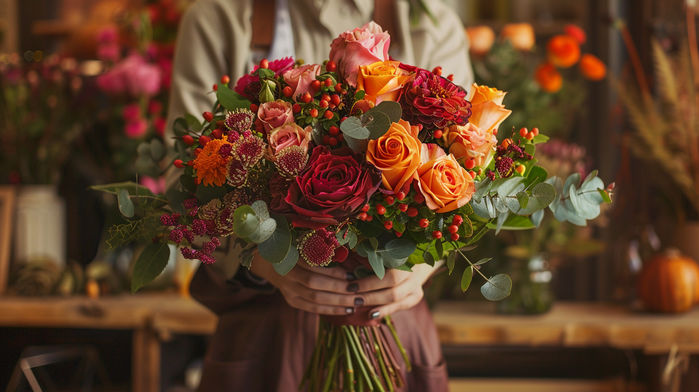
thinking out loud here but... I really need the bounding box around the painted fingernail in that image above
[345,307,354,314]
[346,272,357,281]
[354,297,364,306]
[346,283,359,292]
[370,310,380,319]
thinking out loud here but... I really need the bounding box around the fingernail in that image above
[345,307,354,314]
[346,272,357,281]
[370,310,380,319]
[354,297,364,306]
[346,283,359,292]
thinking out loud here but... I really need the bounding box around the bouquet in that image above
[98,22,611,391]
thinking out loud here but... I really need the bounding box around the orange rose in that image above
[579,54,606,81]
[535,63,563,93]
[442,123,497,168]
[465,26,495,55]
[357,60,412,103]
[501,23,535,51]
[467,84,511,132]
[366,119,422,193]
[416,154,475,213]
[547,35,580,68]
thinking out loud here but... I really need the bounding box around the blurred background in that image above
[1,0,699,391]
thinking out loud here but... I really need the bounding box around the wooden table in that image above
[2,295,699,391]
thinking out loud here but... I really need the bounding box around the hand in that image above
[350,263,441,319]
[250,253,360,316]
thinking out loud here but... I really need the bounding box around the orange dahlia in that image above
[193,139,232,186]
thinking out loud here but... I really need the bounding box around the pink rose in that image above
[329,21,391,87]
[283,64,321,101]
[140,176,166,194]
[122,103,141,122]
[257,100,294,132]
[96,53,162,97]
[268,123,312,155]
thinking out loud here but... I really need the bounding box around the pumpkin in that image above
[637,249,699,313]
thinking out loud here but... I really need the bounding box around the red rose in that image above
[400,68,472,131]
[284,146,381,229]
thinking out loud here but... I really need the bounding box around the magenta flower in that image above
[400,68,472,130]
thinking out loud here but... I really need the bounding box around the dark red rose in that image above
[269,173,293,214]
[234,57,296,101]
[284,146,381,229]
[400,67,471,131]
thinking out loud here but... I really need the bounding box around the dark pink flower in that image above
[400,68,471,130]
[234,57,295,101]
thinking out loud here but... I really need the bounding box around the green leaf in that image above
[487,215,535,231]
[273,246,299,276]
[131,242,171,292]
[251,200,271,220]
[216,84,251,111]
[460,266,473,292]
[354,90,366,100]
[343,133,369,153]
[117,189,135,218]
[256,68,274,79]
[184,113,202,131]
[446,250,456,274]
[383,238,417,259]
[91,182,156,196]
[173,117,189,137]
[247,218,277,243]
[524,166,548,187]
[531,209,545,227]
[367,249,385,279]
[516,191,529,209]
[258,216,291,263]
[480,273,512,301]
[494,210,509,234]
[362,111,392,139]
[473,178,492,201]
[340,116,370,139]
[598,188,612,203]
[472,257,492,266]
[516,182,557,215]
[149,138,165,161]
[373,101,402,123]
[435,239,444,259]
[497,177,525,199]
[424,249,435,266]
[232,205,259,238]
[532,134,549,144]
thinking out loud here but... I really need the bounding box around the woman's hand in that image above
[351,263,442,319]
[250,254,360,316]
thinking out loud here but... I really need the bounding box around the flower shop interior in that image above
[2,0,699,391]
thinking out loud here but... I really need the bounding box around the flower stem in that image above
[384,316,411,372]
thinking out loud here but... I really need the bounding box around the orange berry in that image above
[579,54,607,81]
[419,218,429,228]
[450,233,460,241]
[319,100,329,108]
[519,127,528,137]
[324,110,334,119]
[282,86,293,97]
[182,135,194,145]
[173,159,184,168]
[501,138,513,148]
[221,75,230,84]
[376,204,386,215]
[259,58,269,69]
[311,80,322,91]
[309,108,319,118]
[452,215,464,225]
[515,164,526,175]
[433,129,443,139]
[328,126,340,136]
[432,66,442,76]
[326,60,337,72]
[407,207,419,218]
[203,111,214,122]
[465,159,476,170]
[397,191,406,201]
[531,127,540,136]
[301,92,313,103]
[432,230,442,239]
[384,220,393,230]
[198,135,210,146]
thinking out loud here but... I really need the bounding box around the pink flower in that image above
[122,103,141,122]
[96,53,162,97]
[97,26,118,44]
[153,117,166,137]
[235,57,295,101]
[283,64,321,101]
[97,43,120,62]
[268,123,312,155]
[140,176,166,194]
[329,21,391,87]
[257,100,294,132]
[125,119,148,138]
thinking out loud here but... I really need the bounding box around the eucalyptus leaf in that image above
[383,238,417,259]
[373,101,402,123]
[531,209,545,227]
[343,134,369,153]
[248,218,277,243]
[149,138,165,161]
[516,191,529,209]
[273,246,299,276]
[251,200,271,220]
[258,216,291,263]
[473,257,493,266]
[232,205,259,238]
[363,111,392,139]
[524,166,548,187]
[480,273,512,301]
[340,116,370,139]
[117,189,135,218]
[131,242,171,292]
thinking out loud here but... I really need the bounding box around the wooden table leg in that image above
[133,326,161,392]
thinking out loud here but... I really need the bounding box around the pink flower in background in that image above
[122,103,141,122]
[329,21,391,87]
[125,118,148,138]
[153,117,166,136]
[97,54,162,97]
[97,44,120,62]
[140,176,166,194]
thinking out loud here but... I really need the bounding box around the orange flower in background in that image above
[416,154,475,213]
[193,139,231,186]
[535,63,563,93]
[501,23,535,51]
[547,35,581,68]
[357,60,412,103]
[579,54,607,80]
[366,119,422,193]
[564,24,587,44]
[466,26,495,55]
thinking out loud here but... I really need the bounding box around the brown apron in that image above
[191,264,448,391]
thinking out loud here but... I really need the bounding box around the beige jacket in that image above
[166,0,472,277]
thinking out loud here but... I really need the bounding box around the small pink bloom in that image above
[96,53,162,97]
[97,26,118,44]
[257,100,294,132]
[283,64,321,101]
[97,43,120,62]
[329,21,391,87]
[153,117,166,137]
[122,103,141,122]
[268,123,312,155]
[125,119,148,138]
[140,176,166,194]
